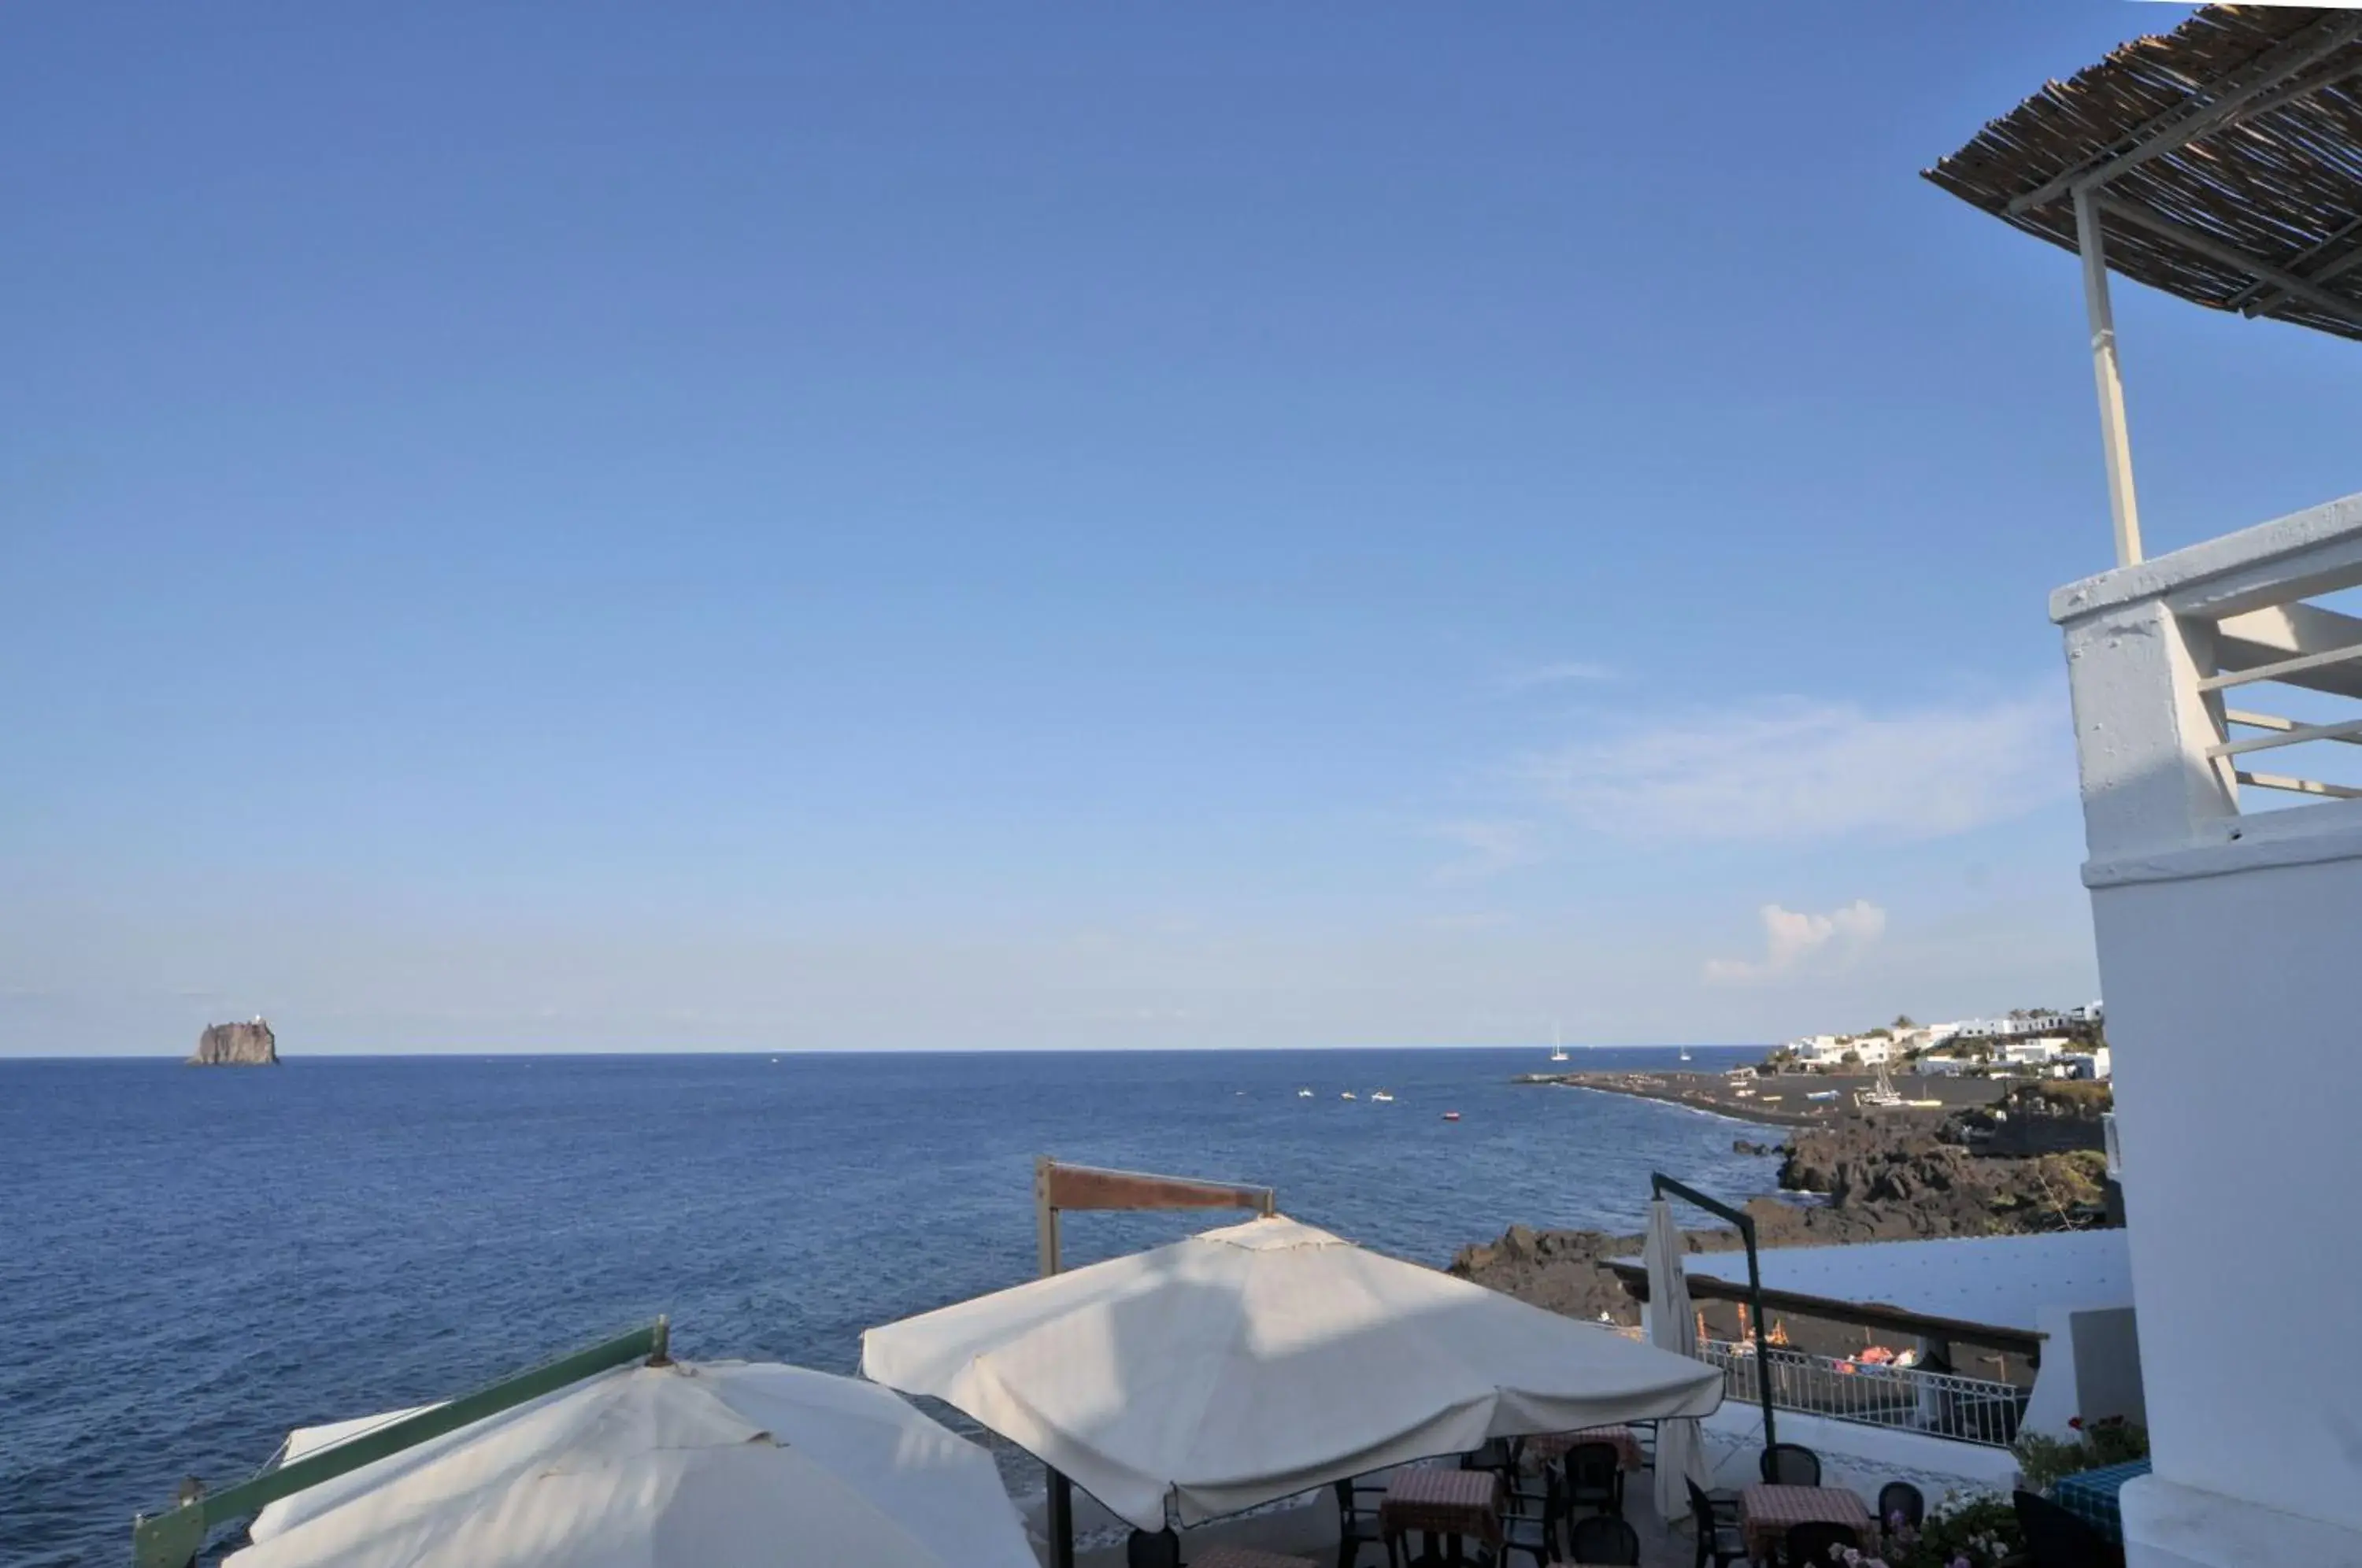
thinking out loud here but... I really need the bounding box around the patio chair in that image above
[1332,1477,1389,1568]
[1759,1442,1822,1487]
[1498,1503,1560,1568]
[2014,1488,2123,1568]
[1461,1437,1520,1483]
[1562,1440,1624,1517]
[1568,1513,1642,1565]
[1629,1418,1659,1470]
[1684,1478,1748,1568]
[1780,1518,1860,1566]
[1878,1479,1926,1531]
[1498,1450,1562,1566]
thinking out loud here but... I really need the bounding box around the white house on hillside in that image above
[2060,1048,2112,1082]
[1786,1034,1894,1069]
[1999,1036,2073,1068]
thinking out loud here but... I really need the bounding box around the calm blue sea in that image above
[0,1047,1770,1566]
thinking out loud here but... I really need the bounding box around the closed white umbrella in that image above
[226,1361,1038,1568]
[861,1214,1724,1531]
[1645,1195,1715,1525]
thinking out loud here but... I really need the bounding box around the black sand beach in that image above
[1516,1067,2008,1128]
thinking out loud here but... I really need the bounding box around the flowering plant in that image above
[1833,1545,1897,1567]
[1787,1488,2021,1567]
[1895,1490,2022,1568]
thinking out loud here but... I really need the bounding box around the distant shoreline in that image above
[1517,1068,2007,1129]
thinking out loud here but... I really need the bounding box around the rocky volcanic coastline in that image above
[1451,1091,2112,1327]
[188,1019,278,1066]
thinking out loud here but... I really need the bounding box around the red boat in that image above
[1440,1111,1461,1122]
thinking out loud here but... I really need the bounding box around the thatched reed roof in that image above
[1925,6,2362,342]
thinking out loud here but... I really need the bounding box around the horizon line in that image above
[0,1041,1772,1063]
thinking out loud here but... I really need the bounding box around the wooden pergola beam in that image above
[2096,194,2362,334]
[1605,1261,2046,1359]
[2005,12,2362,216]
[1039,1160,1276,1218]
[2227,212,2362,317]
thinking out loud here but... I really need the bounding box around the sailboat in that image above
[1678,1048,1693,1063]
[1859,1062,1906,1109]
[1549,1022,1570,1064]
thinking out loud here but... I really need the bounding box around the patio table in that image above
[1522,1425,1646,1470]
[1381,1466,1503,1565]
[2052,1459,2152,1544]
[1188,1548,1319,1568]
[1739,1483,1874,1562]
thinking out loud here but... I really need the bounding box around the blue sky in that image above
[5,4,2356,1054]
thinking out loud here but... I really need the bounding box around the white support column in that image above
[2075,186,2145,568]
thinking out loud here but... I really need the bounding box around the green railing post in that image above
[131,1318,669,1568]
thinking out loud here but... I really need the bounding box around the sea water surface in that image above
[0,1047,1771,1566]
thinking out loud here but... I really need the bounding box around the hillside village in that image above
[1772,1002,2109,1081]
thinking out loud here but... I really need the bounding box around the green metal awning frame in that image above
[131,1318,669,1568]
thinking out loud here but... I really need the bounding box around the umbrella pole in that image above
[1048,1471,1075,1568]
[1037,1159,1075,1568]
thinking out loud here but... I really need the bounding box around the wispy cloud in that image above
[1425,909,1515,932]
[1498,660,1615,692]
[1431,819,1540,881]
[1525,690,2069,842]
[1706,899,1886,984]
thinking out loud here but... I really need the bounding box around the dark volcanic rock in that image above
[189,1019,278,1066]
[1449,1224,1751,1327]
[1453,1110,2116,1324]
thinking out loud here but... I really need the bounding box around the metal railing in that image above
[1696,1340,2027,1448]
[2195,586,2362,807]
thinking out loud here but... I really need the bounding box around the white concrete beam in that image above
[2213,602,2362,700]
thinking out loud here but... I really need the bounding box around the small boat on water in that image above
[1370,1090,1394,1103]
[1549,1021,1569,1063]
[1297,1088,1314,1098]
[1859,1063,1905,1110]
[1340,1091,1358,1100]
[1678,1048,1693,1063]
[1806,1089,1840,1102]
[1441,1110,1462,1122]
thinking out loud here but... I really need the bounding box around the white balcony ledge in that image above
[2052,491,2362,885]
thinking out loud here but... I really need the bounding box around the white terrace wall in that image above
[2053,494,2362,1568]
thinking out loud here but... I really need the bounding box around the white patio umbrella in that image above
[1644,1196,1714,1525]
[225,1360,1038,1568]
[860,1214,1724,1531]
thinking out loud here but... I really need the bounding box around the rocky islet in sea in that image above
[187,1018,278,1066]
